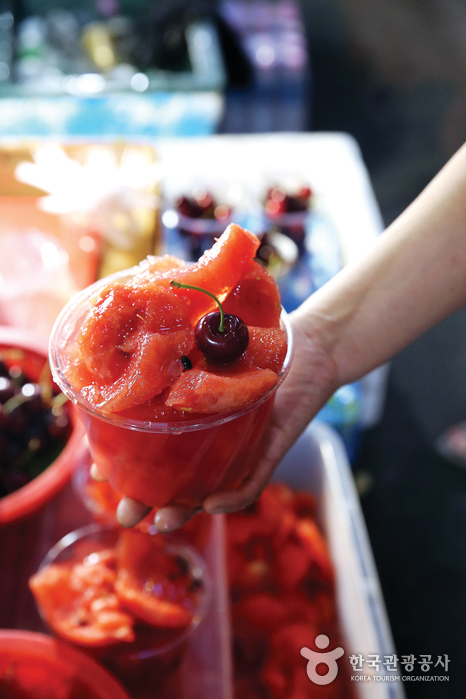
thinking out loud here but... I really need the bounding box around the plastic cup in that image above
[0,629,131,699]
[72,447,122,525]
[255,229,299,279]
[34,522,211,695]
[0,326,85,525]
[49,267,293,509]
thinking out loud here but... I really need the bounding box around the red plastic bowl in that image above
[0,630,131,699]
[0,326,85,525]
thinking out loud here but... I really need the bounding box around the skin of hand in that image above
[95,141,466,531]
[202,312,340,514]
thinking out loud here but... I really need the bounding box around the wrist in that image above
[288,304,344,397]
[291,263,382,387]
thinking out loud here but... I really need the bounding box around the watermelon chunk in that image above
[165,365,278,414]
[136,254,188,277]
[239,327,288,373]
[78,284,193,413]
[223,260,282,328]
[94,254,188,305]
[149,224,260,324]
[115,574,192,628]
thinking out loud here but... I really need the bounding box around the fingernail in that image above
[204,505,225,515]
[90,462,106,482]
[117,499,150,528]
[153,513,173,532]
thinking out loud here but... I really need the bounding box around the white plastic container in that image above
[70,419,404,699]
[275,422,406,699]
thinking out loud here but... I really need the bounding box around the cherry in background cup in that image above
[263,185,313,254]
[32,522,211,697]
[49,267,293,510]
[162,189,234,262]
[164,205,233,262]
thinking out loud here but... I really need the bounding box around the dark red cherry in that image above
[195,191,214,212]
[214,204,231,221]
[195,312,249,363]
[5,404,27,436]
[0,377,15,404]
[47,411,71,440]
[265,198,285,218]
[20,383,44,414]
[175,195,203,219]
[2,468,30,494]
[170,280,249,363]
[298,186,312,201]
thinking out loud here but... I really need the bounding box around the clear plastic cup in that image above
[72,446,122,525]
[49,267,293,509]
[0,630,131,699]
[33,522,211,696]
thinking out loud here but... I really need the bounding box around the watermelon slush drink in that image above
[49,225,292,510]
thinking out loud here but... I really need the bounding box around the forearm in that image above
[293,142,466,386]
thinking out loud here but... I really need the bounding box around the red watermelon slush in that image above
[49,225,292,509]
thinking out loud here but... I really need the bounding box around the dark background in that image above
[305,2,466,697]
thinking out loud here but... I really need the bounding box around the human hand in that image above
[91,308,340,531]
[201,309,339,514]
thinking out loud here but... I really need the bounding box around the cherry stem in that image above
[38,359,53,404]
[170,280,225,332]
[52,392,69,410]
[2,392,29,416]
